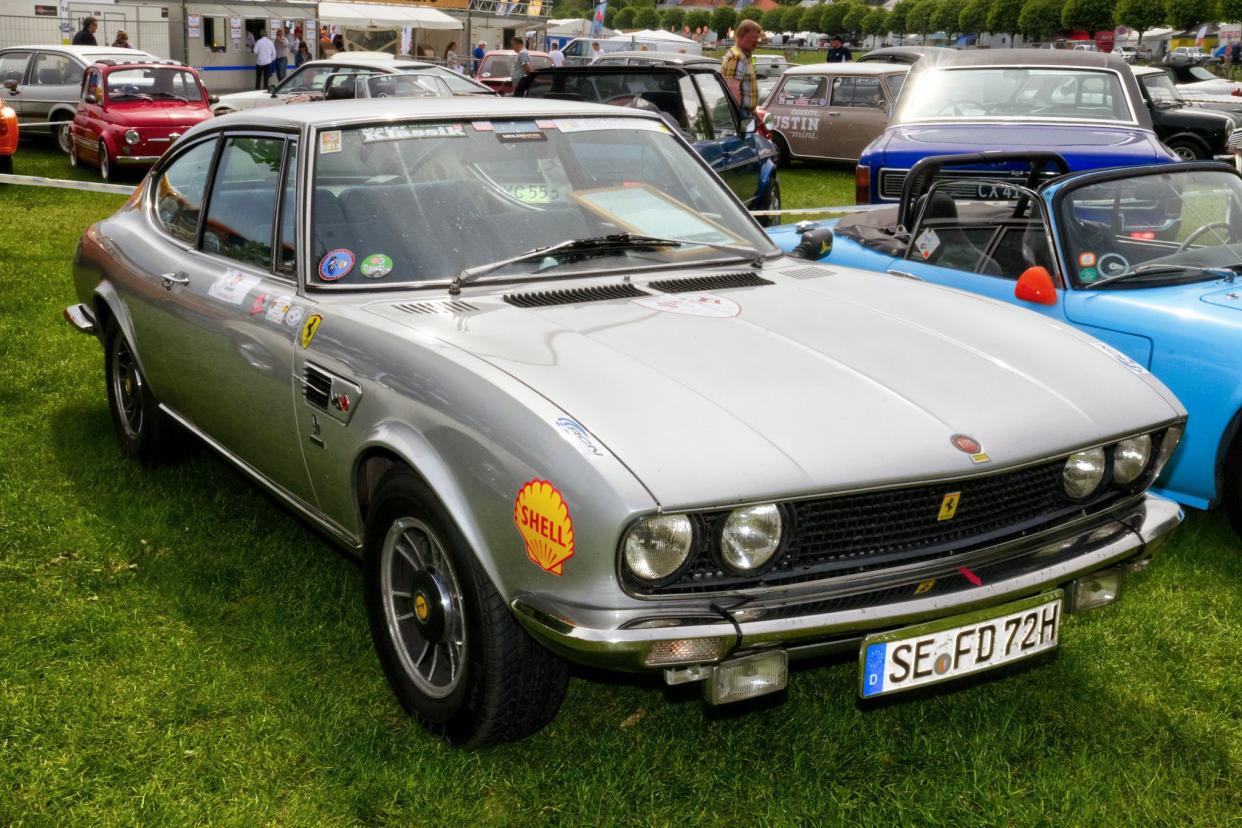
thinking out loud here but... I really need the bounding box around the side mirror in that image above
[1015,266,1058,305]
[791,226,834,260]
[208,94,218,104]
[84,93,97,104]
[2,79,16,92]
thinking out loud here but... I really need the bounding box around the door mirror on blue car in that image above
[1015,266,1058,305]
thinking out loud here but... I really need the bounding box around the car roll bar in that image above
[897,151,1071,230]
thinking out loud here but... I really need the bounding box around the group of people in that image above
[249,27,314,90]
[71,17,133,49]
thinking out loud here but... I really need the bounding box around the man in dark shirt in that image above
[826,35,852,63]
[72,17,99,46]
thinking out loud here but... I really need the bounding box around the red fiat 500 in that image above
[70,61,214,181]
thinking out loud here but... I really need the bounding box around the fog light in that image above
[124,129,140,145]
[644,637,725,667]
[1069,567,1124,612]
[704,650,788,705]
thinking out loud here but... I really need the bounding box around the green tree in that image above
[686,9,711,31]
[781,4,805,31]
[1019,0,1063,41]
[864,8,890,45]
[1061,0,1113,34]
[822,0,854,35]
[890,0,914,38]
[933,0,967,36]
[762,6,787,33]
[635,6,659,28]
[845,2,871,38]
[614,6,636,29]
[1165,0,1212,30]
[1114,0,1163,48]
[1220,0,1242,24]
[987,0,1023,43]
[711,4,737,37]
[907,0,935,40]
[604,7,616,28]
[739,5,764,24]
[959,0,989,37]
[799,5,824,33]
[661,7,686,30]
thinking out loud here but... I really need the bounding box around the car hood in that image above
[107,105,212,127]
[212,90,272,110]
[364,266,1182,507]
[874,123,1173,169]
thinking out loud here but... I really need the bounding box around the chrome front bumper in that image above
[511,493,1182,672]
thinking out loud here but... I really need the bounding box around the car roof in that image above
[859,46,954,62]
[526,65,697,78]
[483,50,551,57]
[306,57,433,71]
[4,44,157,58]
[207,96,662,129]
[598,51,720,65]
[784,62,910,76]
[923,48,1130,69]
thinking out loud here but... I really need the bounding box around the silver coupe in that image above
[66,97,1186,747]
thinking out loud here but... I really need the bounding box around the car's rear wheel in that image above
[1167,138,1206,161]
[363,467,568,747]
[99,145,112,182]
[104,322,183,465]
[54,116,72,154]
[757,179,781,228]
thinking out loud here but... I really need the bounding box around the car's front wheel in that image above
[363,467,569,747]
[757,179,781,227]
[773,133,791,167]
[68,138,79,168]
[1167,138,1206,161]
[104,322,183,465]
[55,116,72,154]
[99,144,112,182]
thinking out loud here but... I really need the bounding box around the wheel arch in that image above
[1214,403,1242,499]
[1163,132,1211,159]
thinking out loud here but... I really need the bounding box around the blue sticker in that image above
[318,248,355,281]
[862,642,887,697]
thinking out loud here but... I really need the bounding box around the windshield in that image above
[479,54,552,78]
[105,67,203,101]
[416,65,492,94]
[1141,73,1182,104]
[278,64,335,93]
[359,73,451,98]
[1187,66,1219,82]
[897,67,1133,123]
[310,117,775,287]
[1059,169,1242,288]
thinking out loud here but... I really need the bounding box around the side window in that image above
[278,65,326,94]
[884,73,905,100]
[830,77,855,106]
[84,70,102,102]
[0,51,32,86]
[850,77,884,108]
[777,75,826,105]
[201,136,285,268]
[694,75,737,139]
[202,17,227,54]
[680,75,708,140]
[277,141,298,275]
[31,53,75,85]
[154,138,219,244]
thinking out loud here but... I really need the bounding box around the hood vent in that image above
[393,300,479,315]
[781,266,834,280]
[504,283,651,308]
[303,364,332,410]
[648,271,773,293]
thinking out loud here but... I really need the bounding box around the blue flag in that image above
[591,1,607,39]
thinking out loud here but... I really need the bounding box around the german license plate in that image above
[859,590,1062,698]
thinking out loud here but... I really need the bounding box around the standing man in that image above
[472,40,486,74]
[254,29,276,90]
[722,19,760,118]
[72,16,98,46]
[826,35,852,63]
[510,36,532,92]
[549,41,565,67]
[273,27,291,81]
[1232,41,1241,78]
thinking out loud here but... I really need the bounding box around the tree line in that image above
[558,0,1242,47]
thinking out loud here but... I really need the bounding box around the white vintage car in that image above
[65,97,1185,747]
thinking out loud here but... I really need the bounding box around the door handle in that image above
[160,271,190,289]
[827,111,841,117]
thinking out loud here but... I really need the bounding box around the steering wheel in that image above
[937,100,986,116]
[1177,221,1238,251]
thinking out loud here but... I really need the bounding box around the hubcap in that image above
[1173,146,1197,161]
[380,517,466,698]
[57,123,71,154]
[110,337,143,439]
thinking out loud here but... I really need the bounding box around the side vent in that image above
[781,266,834,280]
[303,364,332,410]
[504,283,650,308]
[648,271,773,293]
[393,300,479,315]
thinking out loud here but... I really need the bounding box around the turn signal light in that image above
[855,165,871,204]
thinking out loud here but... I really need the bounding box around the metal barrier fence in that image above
[0,15,172,59]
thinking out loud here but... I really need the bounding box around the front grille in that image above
[504,283,650,307]
[648,272,772,293]
[638,455,1132,596]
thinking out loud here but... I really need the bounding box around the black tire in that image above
[0,154,11,175]
[1223,436,1242,538]
[363,467,569,747]
[1167,139,1206,161]
[55,116,72,154]
[757,178,781,228]
[773,133,791,168]
[99,144,112,182]
[103,322,183,465]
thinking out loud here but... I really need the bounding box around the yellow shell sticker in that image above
[299,313,323,349]
[937,492,961,522]
[514,479,576,575]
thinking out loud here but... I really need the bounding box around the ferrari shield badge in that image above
[938,492,961,522]
[299,313,323,349]
[514,479,576,575]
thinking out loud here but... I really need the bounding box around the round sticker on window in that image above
[360,253,393,279]
[318,249,355,281]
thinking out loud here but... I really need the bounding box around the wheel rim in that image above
[110,336,143,440]
[100,149,109,181]
[1172,145,1198,161]
[380,517,466,698]
[57,122,72,154]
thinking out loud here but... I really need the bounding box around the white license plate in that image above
[859,590,1062,698]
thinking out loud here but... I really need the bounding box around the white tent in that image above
[623,28,698,46]
[318,1,462,30]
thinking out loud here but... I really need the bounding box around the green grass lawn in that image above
[1,143,1240,825]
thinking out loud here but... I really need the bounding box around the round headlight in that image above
[624,514,694,583]
[124,129,140,145]
[720,504,783,573]
[1063,448,1107,499]
[1113,434,1153,485]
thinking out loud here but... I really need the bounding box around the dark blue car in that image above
[514,65,780,223]
[856,49,1176,204]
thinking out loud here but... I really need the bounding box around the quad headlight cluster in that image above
[1062,433,1157,500]
[623,503,786,586]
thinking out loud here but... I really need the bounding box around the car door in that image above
[828,75,890,160]
[74,68,105,164]
[691,72,762,206]
[771,73,829,159]
[24,51,80,119]
[0,50,32,116]
[135,130,315,504]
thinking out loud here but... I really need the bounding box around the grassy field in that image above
[1,143,1240,826]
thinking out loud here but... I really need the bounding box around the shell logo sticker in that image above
[514,479,576,575]
[299,313,323,349]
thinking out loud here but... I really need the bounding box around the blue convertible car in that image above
[770,156,1242,533]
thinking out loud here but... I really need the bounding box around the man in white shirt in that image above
[549,43,565,67]
[254,30,277,89]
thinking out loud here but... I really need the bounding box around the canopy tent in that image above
[621,29,698,45]
[317,1,462,30]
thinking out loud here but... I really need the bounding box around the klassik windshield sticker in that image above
[360,123,466,143]
[553,117,666,133]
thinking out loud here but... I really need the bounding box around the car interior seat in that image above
[325,82,355,100]
[912,190,1002,273]
[38,67,61,85]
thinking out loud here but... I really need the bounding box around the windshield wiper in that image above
[448,232,764,295]
[150,91,189,102]
[1084,262,1237,289]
